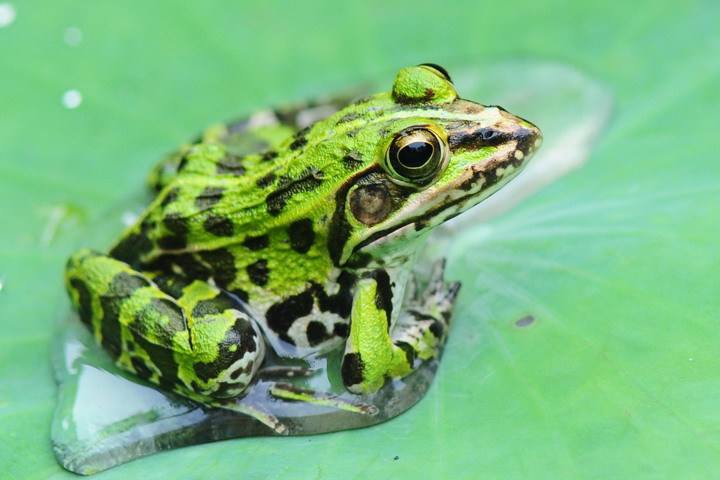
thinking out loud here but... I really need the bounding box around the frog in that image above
[64,64,541,431]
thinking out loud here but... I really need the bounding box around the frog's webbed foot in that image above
[268,383,378,416]
[393,258,461,363]
[409,258,462,324]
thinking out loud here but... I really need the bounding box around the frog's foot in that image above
[394,258,461,362]
[268,382,378,416]
[209,398,288,435]
[412,258,462,324]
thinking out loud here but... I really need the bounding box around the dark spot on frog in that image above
[515,315,535,328]
[261,150,278,162]
[342,152,364,169]
[246,259,269,286]
[341,352,365,387]
[266,167,324,216]
[395,341,416,367]
[312,269,356,318]
[242,234,269,251]
[110,220,154,264]
[289,127,310,150]
[257,172,276,188]
[216,155,246,176]
[155,253,210,279]
[161,187,180,207]
[177,155,189,173]
[198,249,237,287]
[392,88,435,105]
[195,186,225,210]
[344,252,372,269]
[204,214,234,237]
[158,213,189,250]
[288,218,315,254]
[429,319,445,338]
[333,322,349,338]
[266,290,315,343]
[367,269,393,324]
[394,456,400,461]
[152,272,193,298]
[350,184,392,226]
[97,272,154,356]
[134,334,180,390]
[306,321,328,346]
[131,356,153,379]
[336,112,360,124]
[192,292,238,318]
[228,288,249,303]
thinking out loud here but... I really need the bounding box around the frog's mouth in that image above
[348,122,541,263]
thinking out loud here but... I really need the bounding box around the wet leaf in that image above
[0,1,718,478]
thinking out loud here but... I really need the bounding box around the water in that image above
[52,313,438,474]
[62,89,83,109]
[50,59,612,475]
[0,3,15,28]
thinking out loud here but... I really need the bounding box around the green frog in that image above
[65,64,541,427]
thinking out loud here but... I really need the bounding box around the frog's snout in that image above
[503,110,542,160]
[512,123,542,160]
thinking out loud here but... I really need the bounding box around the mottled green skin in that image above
[65,65,541,403]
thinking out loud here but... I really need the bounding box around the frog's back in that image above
[108,97,371,325]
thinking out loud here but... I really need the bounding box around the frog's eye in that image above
[386,127,447,186]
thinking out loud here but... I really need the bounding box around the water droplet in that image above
[64,26,82,46]
[40,204,84,245]
[0,3,16,28]
[0,277,5,293]
[62,89,82,109]
[121,211,138,227]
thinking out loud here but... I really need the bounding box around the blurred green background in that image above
[1,1,719,479]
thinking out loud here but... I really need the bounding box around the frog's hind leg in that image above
[64,249,266,400]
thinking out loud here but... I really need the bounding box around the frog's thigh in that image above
[65,249,264,399]
[341,271,411,394]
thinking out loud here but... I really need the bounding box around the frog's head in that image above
[322,64,542,266]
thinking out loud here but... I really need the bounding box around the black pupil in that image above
[398,141,433,168]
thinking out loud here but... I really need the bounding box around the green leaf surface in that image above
[1,1,718,479]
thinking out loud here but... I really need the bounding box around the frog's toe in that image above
[268,382,378,416]
[420,258,462,320]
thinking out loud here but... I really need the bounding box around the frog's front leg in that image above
[64,249,266,399]
[341,261,460,394]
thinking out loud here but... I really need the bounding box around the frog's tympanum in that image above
[64,64,541,432]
